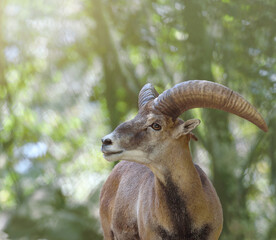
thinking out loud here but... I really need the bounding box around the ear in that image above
[173,119,201,139]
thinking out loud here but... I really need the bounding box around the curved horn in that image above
[153,80,268,132]
[138,83,159,109]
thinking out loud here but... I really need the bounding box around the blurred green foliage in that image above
[0,0,275,239]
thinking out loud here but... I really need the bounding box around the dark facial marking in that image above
[114,114,165,151]
[156,176,211,240]
[114,119,148,149]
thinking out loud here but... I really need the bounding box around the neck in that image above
[149,139,202,192]
[147,139,209,236]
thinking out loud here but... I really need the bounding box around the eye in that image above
[151,123,162,131]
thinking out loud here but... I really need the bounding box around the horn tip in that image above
[261,124,268,132]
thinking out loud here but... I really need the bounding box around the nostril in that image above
[102,138,112,146]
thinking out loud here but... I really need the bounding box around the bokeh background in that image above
[0,0,275,239]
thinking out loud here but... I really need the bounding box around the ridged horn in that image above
[153,80,268,132]
[138,83,159,109]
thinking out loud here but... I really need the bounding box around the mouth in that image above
[102,150,123,157]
